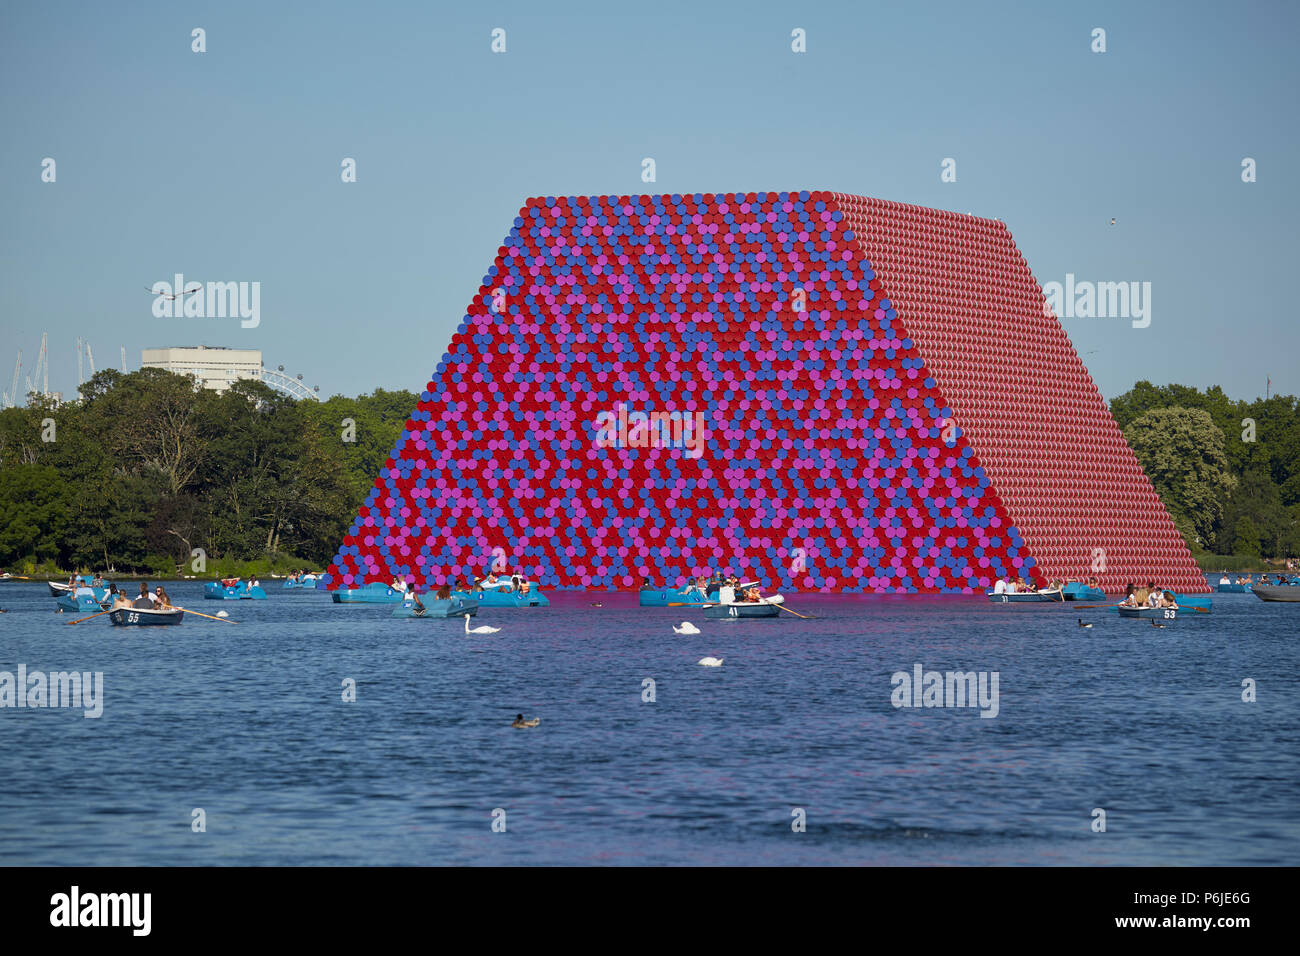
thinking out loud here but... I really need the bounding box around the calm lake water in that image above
[0,579,1295,865]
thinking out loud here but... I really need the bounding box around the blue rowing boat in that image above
[987,588,1064,603]
[281,574,321,589]
[391,596,477,619]
[702,594,784,619]
[108,607,184,626]
[639,585,718,607]
[1216,581,1249,593]
[47,576,106,598]
[204,581,268,600]
[1062,582,1106,601]
[55,592,109,613]
[331,582,406,604]
[1118,606,1179,620]
[458,587,550,608]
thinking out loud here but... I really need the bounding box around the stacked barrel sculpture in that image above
[323,191,1208,594]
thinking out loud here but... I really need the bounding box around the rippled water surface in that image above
[0,580,1295,865]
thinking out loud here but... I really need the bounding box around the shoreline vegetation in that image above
[0,368,415,579]
[1,371,1296,580]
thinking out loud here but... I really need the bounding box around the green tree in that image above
[1233,516,1262,557]
[1124,407,1235,548]
[0,464,71,565]
[1221,470,1292,558]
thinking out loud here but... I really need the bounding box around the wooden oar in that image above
[768,601,813,619]
[178,607,237,623]
[65,608,114,625]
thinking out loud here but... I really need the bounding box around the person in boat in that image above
[642,575,654,588]
[91,573,104,587]
[742,585,761,603]
[133,583,155,609]
[408,588,426,614]
[435,583,451,600]
[73,579,96,599]
[112,588,133,610]
[154,586,173,609]
[482,571,499,588]
[993,577,1007,594]
[519,578,531,594]
[247,576,260,591]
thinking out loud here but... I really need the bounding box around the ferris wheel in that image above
[260,365,320,401]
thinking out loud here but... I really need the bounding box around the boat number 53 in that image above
[1164,609,1175,619]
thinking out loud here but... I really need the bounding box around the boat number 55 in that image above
[127,613,139,623]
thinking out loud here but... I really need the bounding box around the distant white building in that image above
[142,346,262,393]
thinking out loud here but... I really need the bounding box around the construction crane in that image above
[120,346,126,373]
[25,333,48,400]
[3,351,20,408]
[86,342,95,378]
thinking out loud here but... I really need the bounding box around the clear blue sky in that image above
[2,0,1296,403]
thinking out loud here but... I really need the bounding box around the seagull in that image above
[145,284,202,300]
[589,602,603,607]
[465,613,500,635]
[698,656,724,667]
[1110,218,1116,226]
[1077,618,1093,629]
[217,610,229,617]
[673,621,700,635]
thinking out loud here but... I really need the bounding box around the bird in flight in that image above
[146,285,202,300]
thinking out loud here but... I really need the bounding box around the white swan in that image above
[673,621,700,635]
[697,656,724,667]
[465,613,500,635]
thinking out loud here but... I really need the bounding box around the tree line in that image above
[1113,382,1300,559]
[1,370,1294,574]
[0,368,415,575]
